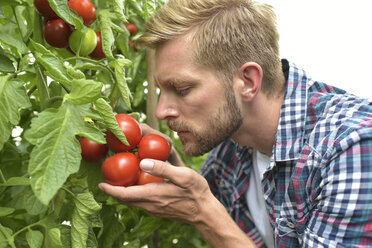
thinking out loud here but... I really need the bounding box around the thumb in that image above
[140,159,193,187]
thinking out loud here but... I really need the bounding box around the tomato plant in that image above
[68,0,96,26]
[69,27,97,55]
[138,133,170,161]
[136,170,164,185]
[79,137,108,162]
[0,0,209,247]
[89,31,106,59]
[125,22,139,36]
[106,114,142,152]
[102,152,140,186]
[34,0,59,20]
[44,19,72,48]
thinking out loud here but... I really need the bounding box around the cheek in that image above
[184,89,222,116]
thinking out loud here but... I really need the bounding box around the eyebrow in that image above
[155,77,199,88]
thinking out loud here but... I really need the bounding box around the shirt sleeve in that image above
[303,137,372,247]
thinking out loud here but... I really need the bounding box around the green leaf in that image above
[94,98,129,145]
[30,40,72,85]
[0,30,28,55]
[98,10,115,59]
[65,79,103,105]
[127,0,143,17]
[0,76,31,150]
[113,0,127,22]
[14,5,32,41]
[26,230,43,248]
[10,186,47,215]
[123,239,140,248]
[99,206,126,248]
[0,176,30,186]
[117,33,130,58]
[143,0,158,20]
[24,103,105,205]
[0,207,14,217]
[44,228,63,248]
[111,59,133,110]
[71,193,101,248]
[0,224,13,248]
[65,64,85,80]
[0,53,14,72]
[48,0,84,30]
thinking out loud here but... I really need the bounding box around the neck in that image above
[231,90,284,156]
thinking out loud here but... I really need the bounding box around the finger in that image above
[140,159,197,188]
[98,182,153,202]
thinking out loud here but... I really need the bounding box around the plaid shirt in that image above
[200,59,372,248]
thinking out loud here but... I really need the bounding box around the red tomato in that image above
[101,152,140,186]
[136,170,164,185]
[44,19,72,48]
[89,31,106,60]
[106,114,142,152]
[125,23,138,36]
[68,0,96,26]
[128,40,137,52]
[138,134,170,161]
[34,0,59,20]
[79,137,108,162]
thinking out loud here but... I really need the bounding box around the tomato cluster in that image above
[79,114,170,187]
[34,0,139,58]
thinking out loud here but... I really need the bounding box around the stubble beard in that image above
[168,88,243,156]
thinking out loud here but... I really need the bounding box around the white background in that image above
[258,0,372,99]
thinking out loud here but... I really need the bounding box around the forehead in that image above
[154,35,218,86]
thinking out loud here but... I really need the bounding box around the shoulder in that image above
[305,82,372,158]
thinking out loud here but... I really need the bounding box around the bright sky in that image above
[259,0,372,99]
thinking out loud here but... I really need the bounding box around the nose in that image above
[156,93,179,120]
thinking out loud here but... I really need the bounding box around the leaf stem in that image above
[0,169,6,183]
[47,96,64,107]
[0,225,16,248]
[11,222,42,240]
[32,11,50,110]
[12,7,26,44]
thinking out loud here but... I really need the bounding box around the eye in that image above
[175,87,191,96]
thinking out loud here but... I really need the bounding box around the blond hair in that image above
[137,0,284,96]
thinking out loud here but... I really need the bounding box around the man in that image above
[99,0,372,247]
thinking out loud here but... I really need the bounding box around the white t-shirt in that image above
[245,150,274,248]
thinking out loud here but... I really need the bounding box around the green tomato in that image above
[68,28,97,56]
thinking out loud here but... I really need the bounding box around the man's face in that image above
[154,36,243,156]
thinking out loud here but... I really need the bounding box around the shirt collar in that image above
[273,60,310,161]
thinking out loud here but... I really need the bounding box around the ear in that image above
[236,62,263,101]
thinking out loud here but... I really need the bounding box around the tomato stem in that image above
[33,10,50,110]
[11,222,42,241]
[0,169,6,183]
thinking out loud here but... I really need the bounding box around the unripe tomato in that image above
[102,152,140,186]
[68,0,96,26]
[136,171,164,185]
[106,114,142,152]
[125,23,138,36]
[79,137,108,162]
[34,0,59,20]
[44,19,72,48]
[68,28,97,56]
[89,31,106,60]
[138,134,170,161]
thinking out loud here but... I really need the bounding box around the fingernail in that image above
[140,159,154,172]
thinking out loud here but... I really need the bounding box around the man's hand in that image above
[99,158,210,223]
[98,159,257,248]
